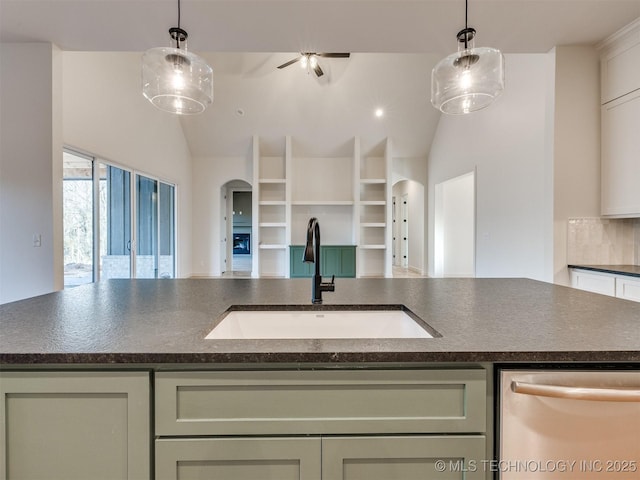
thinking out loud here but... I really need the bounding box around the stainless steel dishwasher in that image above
[498,368,640,480]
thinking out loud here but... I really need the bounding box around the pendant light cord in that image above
[170,0,187,49]
[464,0,469,48]
[465,0,468,29]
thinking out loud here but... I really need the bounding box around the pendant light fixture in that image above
[142,0,213,115]
[431,0,504,114]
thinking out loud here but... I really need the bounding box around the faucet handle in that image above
[320,275,336,292]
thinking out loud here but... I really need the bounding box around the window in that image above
[62,148,177,286]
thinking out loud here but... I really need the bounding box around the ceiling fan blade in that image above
[317,53,350,58]
[314,64,324,77]
[277,56,302,69]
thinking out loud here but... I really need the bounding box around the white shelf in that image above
[259,178,286,184]
[360,200,386,206]
[259,244,288,250]
[360,223,386,228]
[259,222,287,228]
[359,244,386,249]
[259,200,286,206]
[291,200,354,206]
[360,178,386,184]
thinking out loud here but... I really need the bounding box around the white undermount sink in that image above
[205,306,437,339]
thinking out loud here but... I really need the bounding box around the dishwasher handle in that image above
[511,380,640,402]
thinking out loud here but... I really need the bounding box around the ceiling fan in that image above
[277,52,350,77]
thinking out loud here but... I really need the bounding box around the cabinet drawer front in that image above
[322,435,486,480]
[570,269,616,296]
[616,276,640,303]
[156,437,321,480]
[156,369,486,436]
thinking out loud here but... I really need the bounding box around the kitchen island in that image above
[1,277,639,364]
[1,278,639,480]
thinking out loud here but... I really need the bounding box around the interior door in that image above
[401,194,408,268]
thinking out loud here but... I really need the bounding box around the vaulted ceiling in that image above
[3,1,639,158]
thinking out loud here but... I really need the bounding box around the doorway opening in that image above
[434,171,475,277]
[221,180,253,277]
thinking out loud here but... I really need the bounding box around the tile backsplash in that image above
[568,217,640,265]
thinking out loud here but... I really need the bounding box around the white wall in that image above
[0,43,63,304]
[192,156,253,276]
[428,54,553,281]
[551,46,601,286]
[62,52,194,277]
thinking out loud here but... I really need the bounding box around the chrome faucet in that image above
[304,217,335,304]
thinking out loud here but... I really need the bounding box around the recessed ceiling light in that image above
[375,108,384,118]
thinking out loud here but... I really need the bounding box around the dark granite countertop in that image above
[568,265,640,278]
[1,278,639,365]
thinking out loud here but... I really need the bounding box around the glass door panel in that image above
[63,151,94,287]
[99,163,132,279]
[136,174,158,278]
[159,182,175,278]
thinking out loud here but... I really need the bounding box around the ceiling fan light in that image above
[431,45,504,114]
[142,45,213,115]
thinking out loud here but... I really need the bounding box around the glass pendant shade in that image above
[142,43,213,115]
[431,29,505,114]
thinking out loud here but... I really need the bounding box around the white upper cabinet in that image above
[600,17,640,104]
[599,18,640,217]
[601,91,640,216]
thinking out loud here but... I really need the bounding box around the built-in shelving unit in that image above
[252,137,290,277]
[355,139,392,277]
[252,135,392,278]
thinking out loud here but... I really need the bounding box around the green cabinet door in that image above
[290,245,314,277]
[290,245,356,278]
[322,436,486,480]
[156,437,321,480]
[323,245,356,278]
[0,371,150,480]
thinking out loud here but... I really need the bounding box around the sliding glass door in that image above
[99,163,132,279]
[63,148,176,285]
[135,174,175,279]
